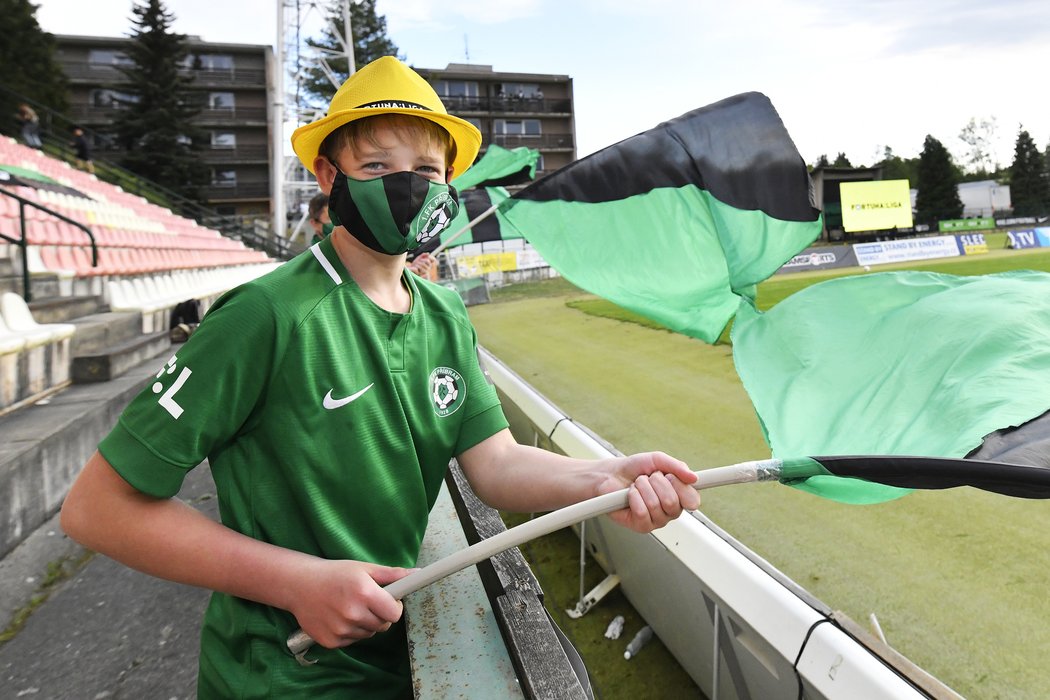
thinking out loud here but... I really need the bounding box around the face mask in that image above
[328,168,459,255]
[321,221,335,236]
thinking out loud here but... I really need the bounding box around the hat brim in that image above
[291,108,482,178]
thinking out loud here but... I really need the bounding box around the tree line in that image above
[813,125,1050,224]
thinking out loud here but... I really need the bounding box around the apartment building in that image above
[415,63,577,178]
[53,34,274,218]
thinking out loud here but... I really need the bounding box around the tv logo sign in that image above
[1007,230,1042,249]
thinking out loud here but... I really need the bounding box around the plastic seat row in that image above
[37,245,270,278]
[0,291,75,409]
[108,264,280,333]
[5,217,250,252]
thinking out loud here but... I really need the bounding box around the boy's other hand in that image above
[408,252,435,277]
[290,559,415,649]
[600,452,699,533]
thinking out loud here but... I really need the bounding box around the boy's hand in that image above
[407,253,435,276]
[289,559,415,649]
[600,452,700,533]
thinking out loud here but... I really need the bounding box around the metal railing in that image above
[437,95,573,115]
[490,133,574,150]
[60,62,267,88]
[0,187,96,302]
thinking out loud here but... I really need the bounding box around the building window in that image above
[176,134,193,146]
[211,132,237,149]
[494,119,541,136]
[432,80,479,98]
[196,54,234,71]
[90,88,138,108]
[211,169,237,187]
[88,49,133,67]
[209,92,235,110]
[465,117,482,130]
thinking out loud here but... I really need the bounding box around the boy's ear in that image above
[445,166,455,184]
[314,156,338,194]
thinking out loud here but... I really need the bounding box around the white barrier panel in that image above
[853,236,961,267]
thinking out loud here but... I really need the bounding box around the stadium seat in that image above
[0,324,26,409]
[0,291,74,392]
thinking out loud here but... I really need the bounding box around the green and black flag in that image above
[498,92,822,343]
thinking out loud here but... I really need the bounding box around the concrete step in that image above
[70,310,144,354]
[0,347,168,558]
[29,294,107,324]
[72,330,171,383]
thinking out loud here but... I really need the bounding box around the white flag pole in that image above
[428,202,501,257]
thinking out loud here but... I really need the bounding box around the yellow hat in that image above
[290,56,482,177]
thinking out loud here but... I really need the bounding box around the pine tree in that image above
[301,0,401,104]
[876,147,920,186]
[0,0,68,137]
[1008,129,1050,216]
[111,0,208,201]
[832,152,853,168]
[915,135,963,225]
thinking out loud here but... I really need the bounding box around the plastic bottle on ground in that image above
[623,625,653,660]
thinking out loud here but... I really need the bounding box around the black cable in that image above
[793,617,833,700]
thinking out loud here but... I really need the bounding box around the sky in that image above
[34,0,1050,170]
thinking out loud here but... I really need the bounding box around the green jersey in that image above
[99,235,508,698]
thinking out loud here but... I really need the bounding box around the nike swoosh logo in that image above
[322,383,374,409]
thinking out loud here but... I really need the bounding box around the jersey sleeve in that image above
[99,284,284,498]
[453,326,508,456]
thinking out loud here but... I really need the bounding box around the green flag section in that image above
[451,144,540,192]
[496,92,821,343]
[732,270,1050,504]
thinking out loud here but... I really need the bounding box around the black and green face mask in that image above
[328,168,460,255]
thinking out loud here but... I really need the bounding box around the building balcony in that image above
[198,144,269,162]
[203,181,270,201]
[66,104,268,129]
[91,143,268,164]
[195,107,269,125]
[489,133,574,150]
[439,95,572,116]
[59,62,267,88]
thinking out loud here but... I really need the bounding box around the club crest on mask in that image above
[415,192,458,245]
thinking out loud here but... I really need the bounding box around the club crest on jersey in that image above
[429,366,465,417]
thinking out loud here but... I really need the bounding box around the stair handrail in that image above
[0,185,96,302]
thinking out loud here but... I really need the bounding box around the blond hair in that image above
[319,114,456,169]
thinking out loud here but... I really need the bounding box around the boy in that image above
[307,191,332,245]
[60,56,699,698]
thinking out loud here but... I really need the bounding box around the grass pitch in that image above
[469,241,1050,700]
